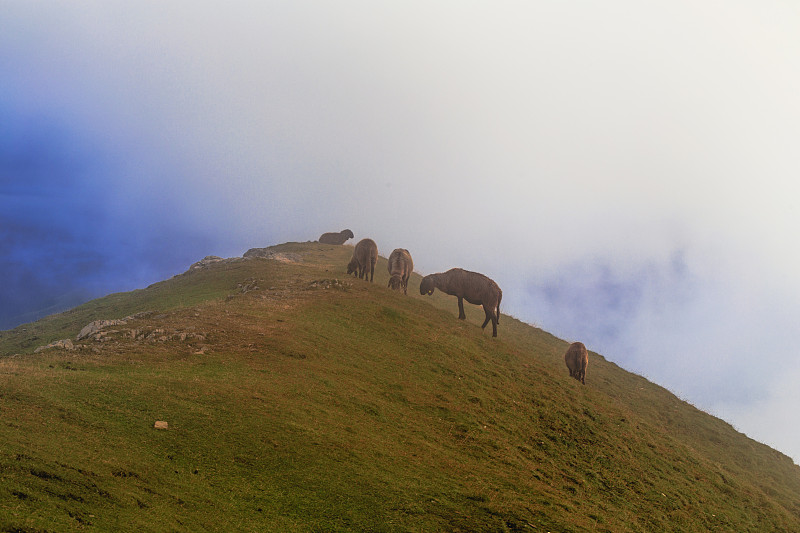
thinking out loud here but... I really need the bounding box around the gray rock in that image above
[189,256,225,270]
[243,248,302,263]
[34,339,75,353]
[76,311,154,341]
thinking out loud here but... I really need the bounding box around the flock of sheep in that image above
[318,229,589,385]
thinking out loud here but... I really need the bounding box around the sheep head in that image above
[342,229,354,239]
[347,257,359,276]
[419,275,435,295]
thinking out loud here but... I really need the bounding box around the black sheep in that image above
[419,268,502,337]
[347,238,378,282]
[318,229,354,245]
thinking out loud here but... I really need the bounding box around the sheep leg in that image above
[457,297,466,319]
[480,305,498,337]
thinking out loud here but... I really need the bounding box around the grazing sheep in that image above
[564,342,589,385]
[419,268,502,337]
[319,229,354,245]
[346,238,378,282]
[387,248,414,294]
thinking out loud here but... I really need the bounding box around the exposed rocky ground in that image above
[29,242,353,355]
[34,311,208,355]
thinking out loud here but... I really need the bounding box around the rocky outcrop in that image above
[308,279,351,291]
[242,248,303,263]
[35,322,208,354]
[189,256,227,270]
[186,246,304,275]
[34,339,75,353]
[76,311,155,341]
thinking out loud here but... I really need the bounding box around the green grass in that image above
[1,242,799,531]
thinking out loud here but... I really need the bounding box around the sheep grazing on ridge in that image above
[387,248,414,294]
[347,238,378,282]
[318,229,354,245]
[564,342,589,385]
[419,268,502,337]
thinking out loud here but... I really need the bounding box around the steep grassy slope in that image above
[1,242,799,532]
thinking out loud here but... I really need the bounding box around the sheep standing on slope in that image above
[319,229,354,245]
[387,248,414,294]
[419,268,502,337]
[347,238,378,282]
[564,342,589,385]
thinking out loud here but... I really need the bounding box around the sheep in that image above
[387,248,414,294]
[419,268,502,337]
[318,229,354,245]
[564,342,589,385]
[346,238,378,282]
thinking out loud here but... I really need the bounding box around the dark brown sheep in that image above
[419,268,502,337]
[346,238,378,282]
[564,342,589,385]
[318,229,354,245]
[387,248,414,294]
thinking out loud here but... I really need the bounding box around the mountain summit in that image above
[1,242,798,531]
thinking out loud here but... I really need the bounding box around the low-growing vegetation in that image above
[1,242,798,531]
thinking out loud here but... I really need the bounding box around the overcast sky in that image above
[3,1,800,463]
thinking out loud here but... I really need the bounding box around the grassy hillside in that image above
[1,242,799,532]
